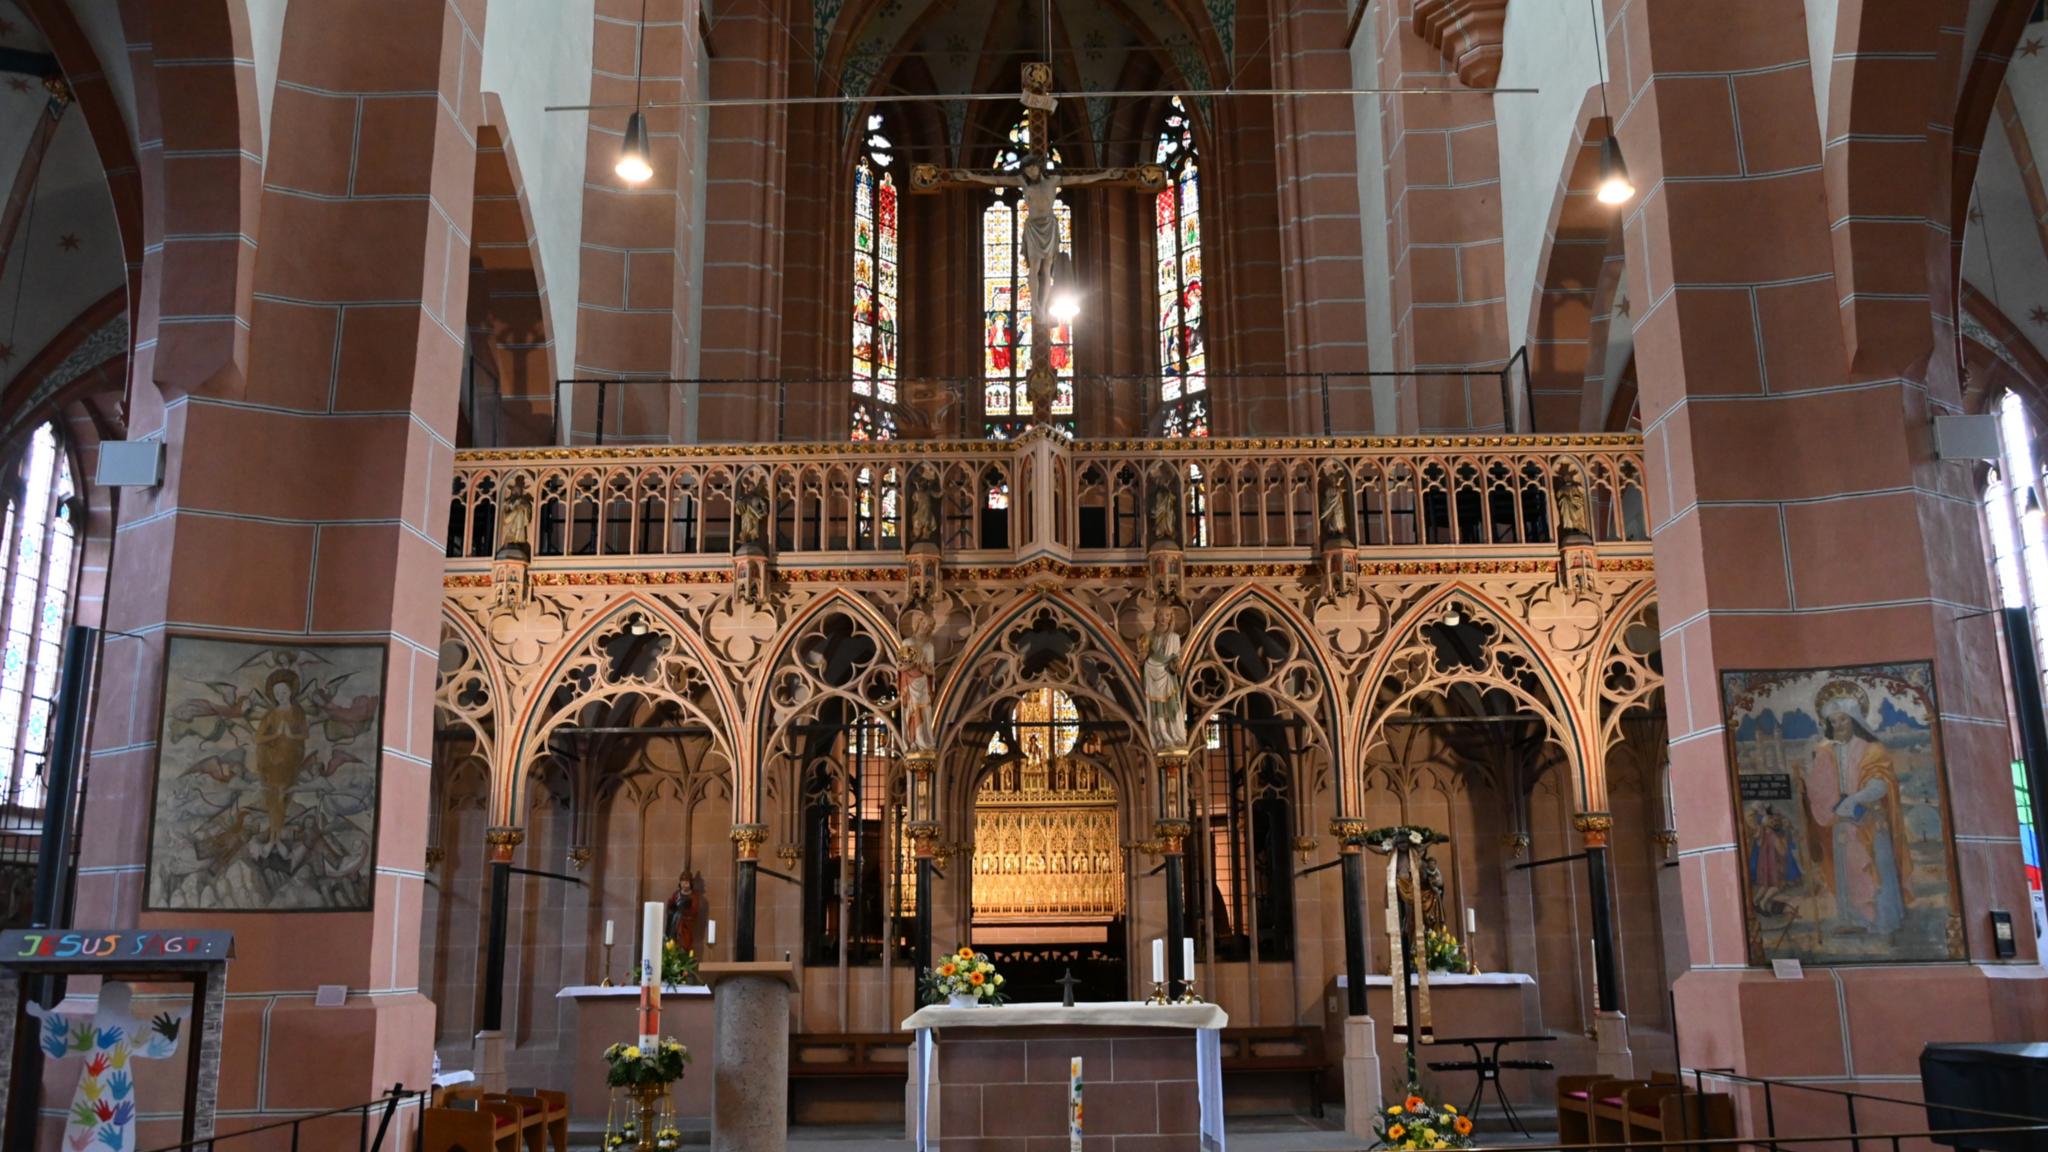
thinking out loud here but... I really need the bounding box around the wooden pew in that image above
[1220,1026,1329,1118]
[425,1087,522,1152]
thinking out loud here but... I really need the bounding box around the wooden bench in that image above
[1220,1026,1328,1117]
[426,1088,522,1152]
[1558,1073,1733,1150]
[432,1086,567,1152]
[789,1031,913,1080]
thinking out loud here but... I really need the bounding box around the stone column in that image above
[701,961,797,1152]
[1331,817,1383,1139]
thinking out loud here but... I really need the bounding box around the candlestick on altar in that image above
[1465,907,1477,936]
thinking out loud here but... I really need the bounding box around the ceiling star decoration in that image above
[2024,37,2045,56]
[0,343,15,363]
[57,233,79,252]
[5,78,26,94]
[2029,305,2048,327]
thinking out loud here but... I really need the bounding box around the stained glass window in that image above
[1982,389,2048,950]
[983,118,1075,449]
[1155,98,1208,438]
[0,423,75,810]
[853,114,899,443]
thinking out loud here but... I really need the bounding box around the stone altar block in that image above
[701,961,797,1152]
[557,985,714,1125]
[901,1001,1229,1151]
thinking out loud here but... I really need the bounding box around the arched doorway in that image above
[964,687,1128,1001]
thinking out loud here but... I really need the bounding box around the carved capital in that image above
[485,826,525,862]
[1499,832,1531,859]
[424,846,446,867]
[1651,829,1679,859]
[568,846,593,870]
[776,843,801,866]
[1573,813,1614,848]
[1412,0,1510,89]
[731,823,767,860]
[1153,818,1192,855]
[905,820,942,859]
[1330,817,1374,852]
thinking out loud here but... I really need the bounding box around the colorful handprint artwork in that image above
[32,982,186,1152]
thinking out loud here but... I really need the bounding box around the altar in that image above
[1332,972,1553,1108]
[556,984,716,1124]
[902,1001,1228,1151]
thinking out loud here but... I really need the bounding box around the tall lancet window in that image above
[983,120,1075,442]
[0,423,76,809]
[852,114,899,442]
[1154,98,1207,437]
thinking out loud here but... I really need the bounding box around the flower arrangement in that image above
[603,1038,691,1088]
[1363,825,1448,852]
[661,940,700,987]
[653,1126,681,1152]
[922,946,1006,1005]
[1374,1090,1475,1150]
[604,1117,637,1151]
[1422,927,1475,974]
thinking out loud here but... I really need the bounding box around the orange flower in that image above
[1405,1096,1426,1113]
[1388,1125,1406,1141]
[958,947,975,959]
[969,971,985,985]
[1454,1116,1473,1136]
[939,963,956,977]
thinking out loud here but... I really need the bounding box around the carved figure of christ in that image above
[910,69,1166,423]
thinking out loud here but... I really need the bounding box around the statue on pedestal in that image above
[665,871,705,954]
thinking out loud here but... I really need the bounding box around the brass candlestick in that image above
[600,942,616,987]
[1146,979,1170,1005]
[1176,979,1204,1005]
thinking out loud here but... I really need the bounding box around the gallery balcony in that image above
[445,425,1651,571]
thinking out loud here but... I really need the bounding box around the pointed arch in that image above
[498,593,740,827]
[1181,584,1342,767]
[932,591,1147,761]
[745,586,902,760]
[1350,583,1590,814]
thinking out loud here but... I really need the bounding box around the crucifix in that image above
[1057,966,1081,1007]
[912,63,1168,424]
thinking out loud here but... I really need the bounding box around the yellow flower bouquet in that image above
[603,1037,690,1088]
[921,945,1007,1006]
[1373,1089,1475,1150]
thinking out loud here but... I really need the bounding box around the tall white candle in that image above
[1465,907,1477,936]
[1182,937,1195,979]
[604,919,615,947]
[641,902,663,977]
[1150,938,1164,984]
[707,919,717,946]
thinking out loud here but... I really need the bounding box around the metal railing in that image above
[1676,1065,2048,1152]
[135,1084,427,1152]
[1463,1128,2048,1152]
[459,361,1540,448]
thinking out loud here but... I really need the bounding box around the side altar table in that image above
[556,985,714,1125]
[902,1001,1229,1152]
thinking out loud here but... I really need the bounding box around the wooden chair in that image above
[1557,1074,1665,1144]
[424,1088,522,1152]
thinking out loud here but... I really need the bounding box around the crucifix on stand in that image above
[912,62,1167,425]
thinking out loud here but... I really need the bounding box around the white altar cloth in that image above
[902,1001,1229,1152]
[555,983,711,998]
[1336,972,1534,987]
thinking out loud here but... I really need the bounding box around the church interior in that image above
[0,0,2045,1150]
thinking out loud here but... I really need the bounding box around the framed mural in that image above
[145,636,386,912]
[1719,662,1964,965]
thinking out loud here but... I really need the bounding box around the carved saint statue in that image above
[665,871,704,953]
[1318,464,1351,543]
[908,464,941,548]
[497,477,534,558]
[1139,606,1189,751]
[1395,851,1449,932]
[732,478,769,553]
[1148,471,1181,548]
[897,611,938,756]
[1553,467,1589,538]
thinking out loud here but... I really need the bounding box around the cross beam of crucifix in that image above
[911,63,1167,426]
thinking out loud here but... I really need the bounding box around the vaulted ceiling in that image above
[813,0,1231,165]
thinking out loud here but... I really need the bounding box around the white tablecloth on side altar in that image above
[903,1001,1229,1152]
[1335,972,1534,988]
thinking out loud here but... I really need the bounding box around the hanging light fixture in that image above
[617,111,653,184]
[616,0,653,185]
[1588,0,1634,206]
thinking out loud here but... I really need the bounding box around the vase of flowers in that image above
[1374,1089,1476,1150]
[604,1038,691,1152]
[1422,927,1475,974]
[660,940,700,987]
[922,945,1005,1006]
